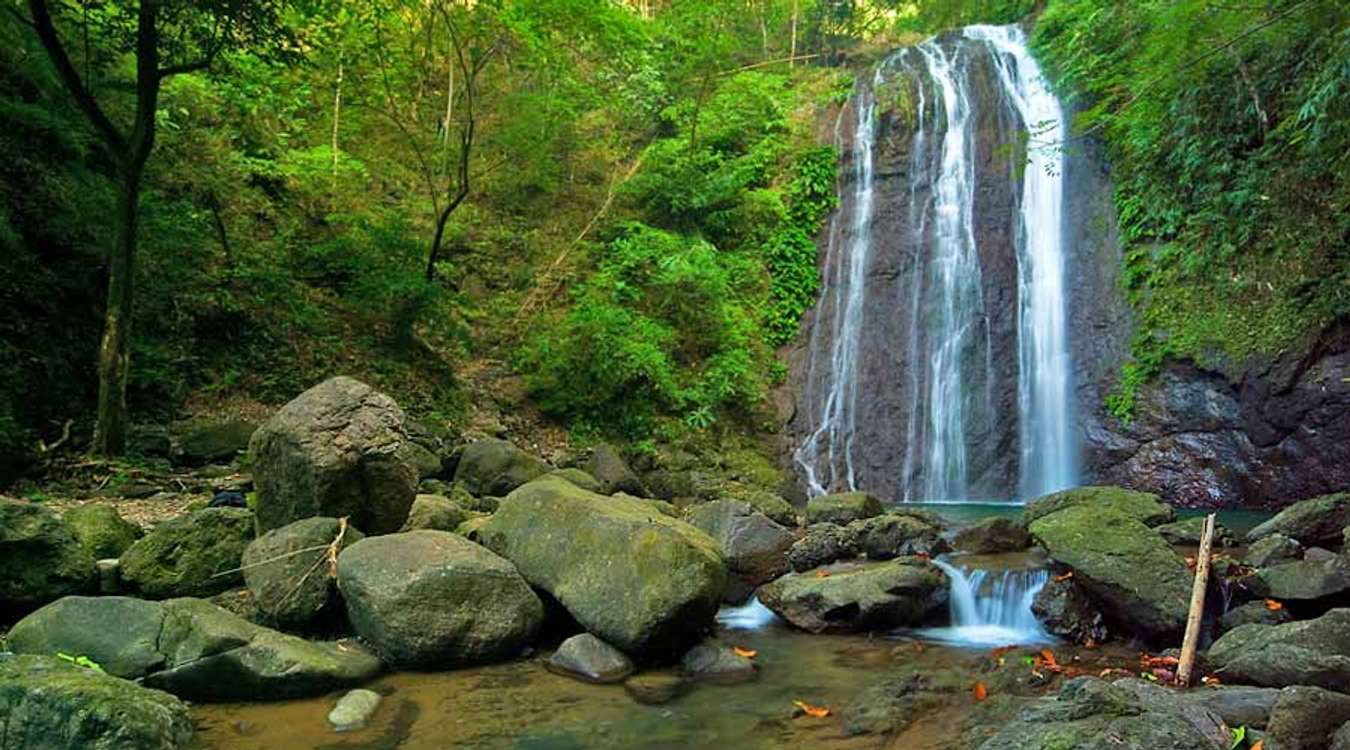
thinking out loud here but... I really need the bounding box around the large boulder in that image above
[248,376,418,534]
[850,513,947,559]
[973,677,1230,750]
[399,494,479,533]
[119,507,254,599]
[1250,556,1350,601]
[1181,686,1280,730]
[685,499,794,593]
[453,439,551,497]
[0,654,193,750]
[741,490,800,527]
[786,523,860,572]
[242,516,364,628]
[1023,485,1175,527]
[546,633,634,684]
[758,560,947,633]
[1029,506,1191,641]
[0,500,94,613]
[1247,492,1350,546]
[586,443,646,496]
[805,491,883,526]
[478,477,726,658]
[173,418,258,466]
[953,516,1031,554]
[1264,686,1350,750]
[1207,608,1350,690]
[63,505,142,560]
[337,530,543,667]
[6,596,381,702]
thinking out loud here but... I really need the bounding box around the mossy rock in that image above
[545,468,603,494]
[0,500,95,613]
[120,508,255,599]
[242,517,365,628]
[400,494,480,533]
[453,439,551,497]
[1208,609,1350,691]
[759,560,947,633]
[1023,486,1174,527]
[740,490,800,526]
[173,419,258,466]
[64,505,143,559]
[1029,506,1190,641]
[478,476,727,658]
[0,654,193,750]
[1246,492,1350,546]
[805,491,883,525]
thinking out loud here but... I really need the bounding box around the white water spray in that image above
[918,558,1052,648]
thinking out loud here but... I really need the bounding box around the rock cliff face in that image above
[784,25,1348,510]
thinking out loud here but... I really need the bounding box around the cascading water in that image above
[917,558,1052,647]
[791,23,1078,503]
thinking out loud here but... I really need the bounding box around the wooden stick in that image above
[1177,513,1216,687]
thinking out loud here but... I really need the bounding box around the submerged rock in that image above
[0,654,193,750]
[786,523,860,572]
[249,376,418,535]
[973,677,1230,750]
[0,500,95,613]
[679,640,756,683]
[119,508,254,599]
[547,633,633,684]
[6,596,381,702]
[337,530,543,668]
[242,516,363,629]
[758,560,947,633]
[1246,492,1350,546]
[1023,485,1175,527]
[623,673,688,705]
[805,491,883,525]
[1029,505,1191,641]
[63,505,143,559]
[478,477,726,659]
[1207,608,1350,691]
[454,439,551,497]
[328,689,382,733]
[953,516,1031,554]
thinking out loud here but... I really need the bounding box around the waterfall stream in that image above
[918,558,1052,647]
[793,24,1078,503]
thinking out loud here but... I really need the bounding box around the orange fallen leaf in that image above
[972,682,988,701]
[1264,598,1284,611]
[732,646,757,659]
[1251,741,1263,750]
[1053,571,1074,582]
[815,570,831,578]
[793,700,831,718]
[1201,675,1222,686]
[1040,649,1059,669]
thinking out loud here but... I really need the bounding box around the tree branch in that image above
[26,0,127,152]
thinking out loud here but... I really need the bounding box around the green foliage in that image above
[56,653,105,673]
[1034,0,1350,419]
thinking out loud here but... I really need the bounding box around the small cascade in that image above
[716,598,778,631]
[917,558,1052,648]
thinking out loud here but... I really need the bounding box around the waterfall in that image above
[792,24,1078,503]
[918,558,1052,647]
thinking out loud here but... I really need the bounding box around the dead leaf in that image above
[1040,649,1059,669]
[1053,571,1074,582]
[814,570,831,578]
[793,700,831,718]
[1200,675,1221,686]
[1251,740,1263,750]
[972,682,988,701]
[1264,599,1284,611]
[732,646,757,659]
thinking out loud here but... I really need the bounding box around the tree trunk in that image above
[93,166,142,456]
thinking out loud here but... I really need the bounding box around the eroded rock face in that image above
[337,530,543,668]
[0,654,193,750]
[6,596,382,702]
[249,376,418,535]
[478,477,727,659]
[758,560,947,633]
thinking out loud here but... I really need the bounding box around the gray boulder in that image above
[1023,485,1175,527]
[1333,721,1350,750]
[1244,533,1303,568]
[1265,686,1350,750]
[63,505,142,559]
[6,596,381,702]
[1217,600,1292,635]
[1251,556,1350,601]
[174,418,257,466]
[953,517,1031,554]
[0,500,94,613]
[454,439,551,497]
[0,654,193,750]
[478,477,726,658]
[337,530,543,667]
[759,560,947,633]
[850,513,947,559]
[805,491,883,525]
[249,376,418,534]
[586,443,646,496]
[242,516,364,628]
[1029,506,1192,641]
[119,508,254,599]
[328,688,382,732]
[686,499,794,591]
[786,523,860,572]
[1207,609,1350,691]
[546,633,633,684]
[1247,492,1350,546]
[1181,686,1280,730]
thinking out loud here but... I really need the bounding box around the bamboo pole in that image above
[1177,513,1216,686]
